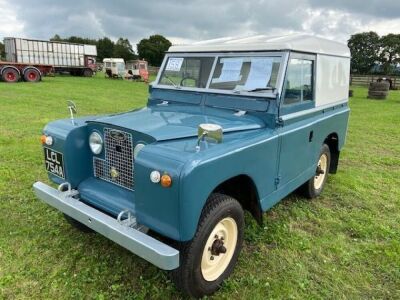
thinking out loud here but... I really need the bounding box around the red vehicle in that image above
[125,60,149,82]
[0,61,53,83]
[3,37,97,79]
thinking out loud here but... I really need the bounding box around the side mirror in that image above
[67,100,77,124]
[197,123,223,151]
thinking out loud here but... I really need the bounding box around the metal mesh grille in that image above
[93,128,134,190]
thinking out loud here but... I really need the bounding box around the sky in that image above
[1,0,400,49]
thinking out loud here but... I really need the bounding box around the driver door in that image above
[277,53,317,188]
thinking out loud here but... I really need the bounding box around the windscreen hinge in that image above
[234,110,247,116]
[274,175,281,188]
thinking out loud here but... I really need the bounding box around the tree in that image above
[348,32,380,74]
[50,34,96,45]
[113,38,136,61]
[50,34,62,41]
[379,34,400,75]
[137,34,171,66]
[97,37,114,61]
[0,42,5,60]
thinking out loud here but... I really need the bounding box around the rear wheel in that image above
[2,67,20,83]
[63,214,93,233]
[171,193,244,298]
[23,68,41,82]
[301,144,331,198]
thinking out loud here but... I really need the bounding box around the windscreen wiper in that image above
[245,87,276,93]
[163,74,181,89]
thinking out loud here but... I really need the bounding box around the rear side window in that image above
[283,58,314,105]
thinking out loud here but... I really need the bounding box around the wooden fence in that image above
[148,66,160,76]
[351,75,399,89]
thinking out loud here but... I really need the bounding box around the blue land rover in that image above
[34,34,350,297]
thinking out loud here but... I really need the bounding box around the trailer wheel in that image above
[23,68,41,82]
[2,67,20,83]
[83,69,93,77]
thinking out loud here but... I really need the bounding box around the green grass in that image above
[0,75,399,299]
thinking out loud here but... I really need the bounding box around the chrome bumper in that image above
[33,181,179,270]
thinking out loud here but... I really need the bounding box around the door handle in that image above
[309,130,314,142]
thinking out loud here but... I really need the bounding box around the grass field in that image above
[0,74,399,299]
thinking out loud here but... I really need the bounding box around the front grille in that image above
[93,128,134,190]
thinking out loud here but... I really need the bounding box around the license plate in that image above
[44,148,65,179]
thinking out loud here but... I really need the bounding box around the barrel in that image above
[368,81,390,100]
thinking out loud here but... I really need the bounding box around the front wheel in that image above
[171,193,244,298]
[83,69,93,77]
[301,143,331,198]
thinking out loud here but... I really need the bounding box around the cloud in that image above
[0,0,23,37]
[308,0,400,19]
[1,0,400,48]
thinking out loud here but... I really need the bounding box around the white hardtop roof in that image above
[168,34,350,57]
[103,58,125,63]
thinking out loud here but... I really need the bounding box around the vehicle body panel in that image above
[35,36,351,267]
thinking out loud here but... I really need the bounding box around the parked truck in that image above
[3,37,97,79]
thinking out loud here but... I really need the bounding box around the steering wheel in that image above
[180,76,198,87]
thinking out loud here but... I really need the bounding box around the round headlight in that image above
[150,170,161,183]
[89,132,103,154]
[134,143,146,159]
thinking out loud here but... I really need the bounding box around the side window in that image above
[283,58,314,105]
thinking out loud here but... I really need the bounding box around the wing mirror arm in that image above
[67,100,77,125]
[196,124,223,152]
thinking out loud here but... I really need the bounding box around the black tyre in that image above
[23,68,41,82]
[64,214,93,233]
[83,69,93,77]
[2,67,20,83]
[301,144,331,199]
[171,193,244,298]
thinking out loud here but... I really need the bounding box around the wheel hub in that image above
[7,72,15,80]
[201,217,238,281]
[210,236,227,256]
[316,165,325,175]
[314,153,328,190]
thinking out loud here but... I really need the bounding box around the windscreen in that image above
[158,54,282,94]
[210,57,281,92]
[159,57,214,88]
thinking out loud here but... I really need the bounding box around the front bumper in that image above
[33,181,179,270]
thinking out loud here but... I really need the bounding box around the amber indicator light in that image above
[160,174,172,188]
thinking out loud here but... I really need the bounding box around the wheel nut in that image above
[210,256,214,260]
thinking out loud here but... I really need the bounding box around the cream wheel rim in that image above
[201,217,238,281]
[314,153,328,190]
